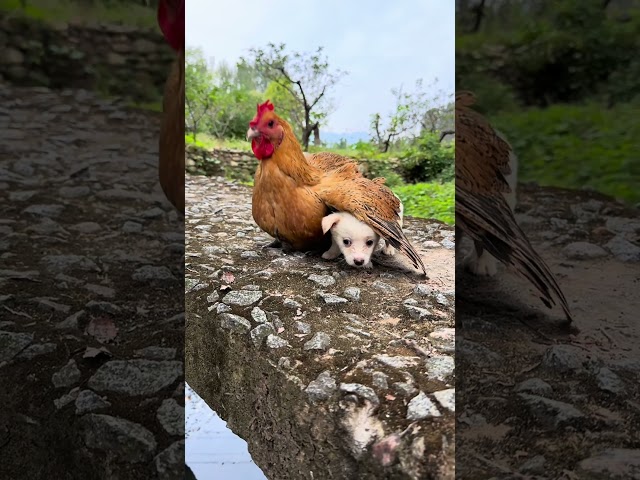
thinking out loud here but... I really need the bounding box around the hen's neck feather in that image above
[266,124,321,185]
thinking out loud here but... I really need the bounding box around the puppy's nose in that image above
[354,259,364,266]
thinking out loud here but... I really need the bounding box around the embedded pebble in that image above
[407,392,441,420]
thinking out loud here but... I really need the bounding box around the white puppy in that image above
[463,129,519,276]
[321,198,403,269]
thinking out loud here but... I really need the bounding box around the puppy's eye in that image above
[366,240,374,247]
[343,239,351,246]
[268,120,275,128]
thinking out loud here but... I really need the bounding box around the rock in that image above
[1,47,24,64]
[295,321,311,334]
[372,372,389,389]
[596,367,625,395]
[303,332,331,351]
[514,378,553,395]
[17,342,57,360]
[372,281,396,293]
[518,394,584,429]
[23,204,64,217]
[75,390,111,415]
[251,307,268,323]
[132,266,176,282]
[41,254,98,274]
[154,440,185,480]
[0,331,34,362]
[414,284,433,296]
[340,383,379,406]
[317,292,348,305]
[52,360,82,388]
[54,388,81,410]
[562,241,608,260]
[55,310,85,329]
[88,360,182,395]
[433,388,455,412]
[541,345,591,373]
[305,371,337,402]
[222,290,262,306]
[123,221,143,233]
[605,217,640,235]
[425,356,455,382]
[392,381,417,396]
[283,298,302,309]
[577,448,640,479]
[206,292,219,303]
[405,305,431,320]
[134,347,177,361]
[308,274,336,287]
[605,235,640,262]
[266,334,290,349]
[78,414,156,463]
[250,323,275,347]
[344,287,361,301]
[430,328,456,354]
[374,355,419,369]
[156,399,184,436]
[520,455,547,475]
[407,392,441,420]
[219,313,251,334]
[240,250,259,259]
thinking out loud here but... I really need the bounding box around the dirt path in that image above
[0,86,185,479]
[456,184,640,478]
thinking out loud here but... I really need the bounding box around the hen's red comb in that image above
[249,100,275,127]
[158,0,185,52]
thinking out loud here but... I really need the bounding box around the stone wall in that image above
[0,14,174,101]
[185,145,257,182]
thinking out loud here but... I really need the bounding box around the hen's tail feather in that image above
[456,186,573,323]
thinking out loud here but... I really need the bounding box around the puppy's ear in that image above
[321,213,340,234]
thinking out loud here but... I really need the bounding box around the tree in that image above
[243,43,347,149]
[370,79,454,152]
[185,48,215,141]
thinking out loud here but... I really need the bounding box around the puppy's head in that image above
[322,212,379,268]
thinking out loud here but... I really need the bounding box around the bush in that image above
[398,133,455,183]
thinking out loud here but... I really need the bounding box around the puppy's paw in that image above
[364,261,374,269]
[322,250,340,260]
[465,251,498,277]
[382,244,396,256]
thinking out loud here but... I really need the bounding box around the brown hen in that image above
[157,0,184,214]
[455,91,573,324]
[247,100,427,276]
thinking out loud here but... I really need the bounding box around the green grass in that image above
[0,0,157,28]
[186,133,250,151]
[491,102,640,205]
[392,181,454,224]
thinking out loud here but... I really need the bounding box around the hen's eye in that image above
[366,240,374,247]
[343,239,351,246]
[268,120,275,128]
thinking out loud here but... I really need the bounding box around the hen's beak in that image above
[246,127,260,141]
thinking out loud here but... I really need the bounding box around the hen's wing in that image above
[315,177,427,276]
[306,151,363,177]
[456,91,573,324]
[159,52,185,214]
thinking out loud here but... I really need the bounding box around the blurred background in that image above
[456,0,640,206]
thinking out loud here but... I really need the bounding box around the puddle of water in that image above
[186,383,267,480]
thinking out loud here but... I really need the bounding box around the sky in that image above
[186,0,455,135]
